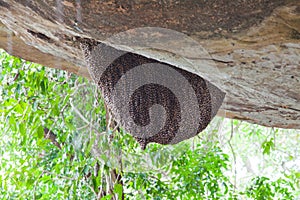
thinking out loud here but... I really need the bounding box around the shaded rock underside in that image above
[0,0,299,129]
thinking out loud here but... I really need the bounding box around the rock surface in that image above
[0,0,299,129]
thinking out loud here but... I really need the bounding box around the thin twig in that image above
[228,120,237,191]
[33,171,45,200]
[42,170,76,181]
[70,100,104,137]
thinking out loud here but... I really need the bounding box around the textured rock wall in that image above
[0,0,299,128]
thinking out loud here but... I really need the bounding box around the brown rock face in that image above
[0,0,299,129]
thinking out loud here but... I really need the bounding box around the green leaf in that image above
[40,80,46,94]
[262,138,275,155]
[113,183,123,200]
[101,194,113,200]
[19,123,26,136]
[37,126,44,139]
[51,104,60,116]
[8,115,17,131]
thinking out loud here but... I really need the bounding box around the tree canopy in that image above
[0,50,299,199]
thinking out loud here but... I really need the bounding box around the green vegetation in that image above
[0,50,299,199]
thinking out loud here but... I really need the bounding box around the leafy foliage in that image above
[0,50,298,199]
[245,177,295,200]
